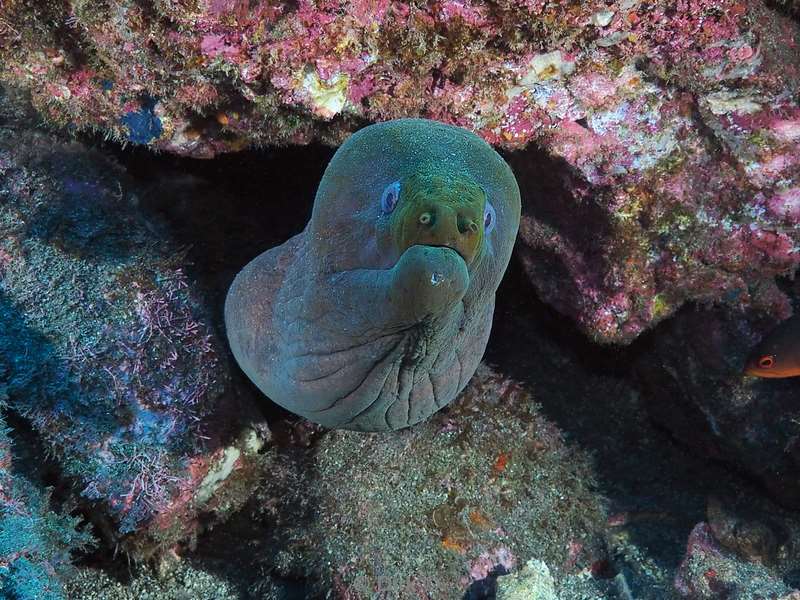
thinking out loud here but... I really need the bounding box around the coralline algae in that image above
[1,0,798,342]
[0,0,788,155]
[674,522,795,599]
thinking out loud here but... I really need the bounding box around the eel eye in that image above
[484,201,496,234]
[758,355,775,369]
[381,181,401,214]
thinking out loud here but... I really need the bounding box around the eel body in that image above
[225,119,521,431]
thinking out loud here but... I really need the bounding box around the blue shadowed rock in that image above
[121,97,162,144]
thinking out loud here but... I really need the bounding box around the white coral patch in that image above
[504,51,577,111]
[519,51,576,87]
[196,446,241,505]
[303,71,350,119]
[703,91,762,115]
[591,10,615,27]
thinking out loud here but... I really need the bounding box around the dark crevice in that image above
[764,0,800,21]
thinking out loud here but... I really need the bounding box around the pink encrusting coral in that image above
[0,0,793,153]
[0,0,798,342]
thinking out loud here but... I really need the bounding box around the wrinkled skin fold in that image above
[225,119,521,431]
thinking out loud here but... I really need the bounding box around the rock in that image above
[496,559,559,600]
[255,365,608,599]
[507,1,800,342]
[634,304,800,508]
[706,496,783,566]
[0,0,794,157]
[674,522,795,599]
[66,561,242,600]
[1,1,798,342]
[0,409,93,600]
[0,104,268,558]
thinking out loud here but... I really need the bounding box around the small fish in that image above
[744,315,800,378]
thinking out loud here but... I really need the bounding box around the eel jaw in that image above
[427,243,473,266]
[391,244,471,323]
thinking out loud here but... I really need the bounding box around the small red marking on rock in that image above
[608,512,628,527]
[493,452,509,473]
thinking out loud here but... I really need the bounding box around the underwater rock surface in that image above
[1,0,799,342]
[674,522,795,599]
[494,559,558,600]
[0,409,92,600]
[0,99,268,559]
[635,303,800,509]
[253,365,610,599]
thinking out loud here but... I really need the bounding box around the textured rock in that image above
[0,408,93,600]
[505,0,800,342]
[674,522,795,599]
[495,559,559,600]
[254,365,608,599]
[706,496,782,566]
[66,562,242,600]
[1,0,799,342]
[634,303,800,508]
[0,0,794,155]
[0,102,268,558]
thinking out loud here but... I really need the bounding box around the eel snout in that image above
[395,200,484,266]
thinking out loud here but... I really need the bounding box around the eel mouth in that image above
[395,241,478,272]
[393,244,471,303]
[425,243,472,266]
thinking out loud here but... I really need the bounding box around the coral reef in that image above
[495,559,558,600]
[504,0,800,342]
[252,365,610,599]
[634,301,800,509]
[0,409,93,600]
[0,0,794,156]
[674,522,795,599]
[1,0,798,342]
[1,1,800,583]
[54,134,798,598]
[0,97,269,558]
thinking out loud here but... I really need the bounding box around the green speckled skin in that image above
[225,119,520,431]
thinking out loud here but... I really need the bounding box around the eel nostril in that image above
[457,214,479,235]
[419,211,433,226]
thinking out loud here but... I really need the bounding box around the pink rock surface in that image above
[0,1,798,341]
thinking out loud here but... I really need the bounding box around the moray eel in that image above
[225,119,521,431]
[744,315,800,378]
